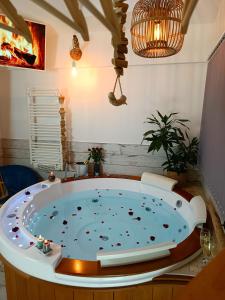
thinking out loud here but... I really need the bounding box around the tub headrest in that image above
[141,172,178,191]
[190,195,207,226]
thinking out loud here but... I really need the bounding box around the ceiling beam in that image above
[0,22,24,36]
[0,0,32,43]
[0,0,122,44]
[64,0,89,41]
[79,0,120,41]
[31,0,84,37]
[181,0,199,34]
[99,0,120,39]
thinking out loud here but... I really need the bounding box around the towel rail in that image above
[27,89,67,171]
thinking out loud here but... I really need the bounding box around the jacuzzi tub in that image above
[0,173,206,288]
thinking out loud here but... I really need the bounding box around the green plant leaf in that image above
[156,110,164,120]
[178,119,190,122]
[143,111,198,173]
[168,112,178,118]
[143,130,155,137]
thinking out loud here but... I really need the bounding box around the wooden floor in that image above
[173,247,225,300]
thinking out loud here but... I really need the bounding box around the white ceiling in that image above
[40,0,221,25]
[45,0,221,23]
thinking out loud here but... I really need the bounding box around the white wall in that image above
[208,0,225,56]
[0,62,207,143]
[0,0,221,145]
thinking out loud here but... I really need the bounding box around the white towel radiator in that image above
[27,89,66,171]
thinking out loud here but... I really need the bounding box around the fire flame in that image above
[0,15,45,69]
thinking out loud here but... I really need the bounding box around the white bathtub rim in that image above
[0,233,201,288]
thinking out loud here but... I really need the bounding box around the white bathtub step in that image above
[0,261,5,286]
[0,286,7,300]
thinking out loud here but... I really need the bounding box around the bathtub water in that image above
[27,189,189,261]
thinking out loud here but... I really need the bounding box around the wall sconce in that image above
[70,35,82,76]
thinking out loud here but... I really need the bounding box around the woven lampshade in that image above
[130,0,184,58]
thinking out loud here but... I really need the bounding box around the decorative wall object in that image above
[27,89,67,171]
[70,35,82,61]
[0,15,45,70]
[70,34,82,76]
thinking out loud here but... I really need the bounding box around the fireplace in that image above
[0,15,45,70]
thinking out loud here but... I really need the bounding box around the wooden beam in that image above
[79,0,120,40]
[0,0,32,43]
[181,0,199,34]
[99,0,120,39]
[64,0,89,41]
[183,0,190,14]
[31,0,83,36]
[0,22,24,36]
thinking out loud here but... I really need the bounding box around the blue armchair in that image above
[0,165,42,203]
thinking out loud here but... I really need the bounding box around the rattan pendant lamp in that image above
[130,0,184,58]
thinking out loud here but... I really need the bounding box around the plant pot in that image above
[87,162,103,177]
[100,163,103,176]
[165,170,187,186]
[94,163,101,177]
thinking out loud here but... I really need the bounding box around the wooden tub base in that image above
[2,257,192,300]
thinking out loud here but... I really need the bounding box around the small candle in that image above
[36,235,44,249]
[48,171,56,182]
[43,240,51,253]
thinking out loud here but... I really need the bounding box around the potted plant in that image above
[143,111,199,184]
[87,147,104,176]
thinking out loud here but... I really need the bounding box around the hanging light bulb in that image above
[154,21,161,41]
[71,60,78,77]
